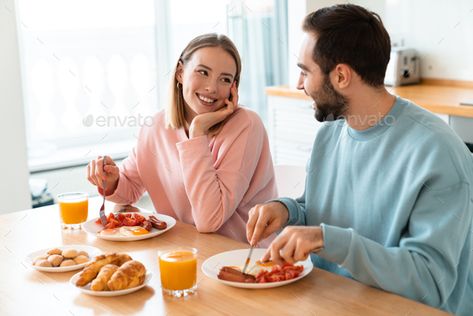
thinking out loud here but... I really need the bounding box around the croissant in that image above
[75,253,132,287]
[90,264,119,291]
[107,260,146,291]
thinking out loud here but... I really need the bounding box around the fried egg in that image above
[247,260,277,275]
[99,226,149,237]
[119,226,149,236]
[99,228,119,236]
[255,260,276,268]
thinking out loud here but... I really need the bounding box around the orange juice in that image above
[57,192,88,227]
[159,249,197,292]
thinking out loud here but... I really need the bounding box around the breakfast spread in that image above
[218,260,304,283]
[33,248,90,268]
[95,212,167,238]
[75,253,146,291]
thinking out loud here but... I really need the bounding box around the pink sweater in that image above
[106,107,277,243]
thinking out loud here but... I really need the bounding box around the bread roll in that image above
[62,249,78,259]
[74,255,89,264]
[60,259,76,267]
[90,264,119,291]
[48,254,63,267]
[77,251,89,257]
[47,248,62,255]
[35,259,52,267]
[107,260,146,291]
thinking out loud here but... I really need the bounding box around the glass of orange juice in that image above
[57,192,88,229]
[159,247,198,297]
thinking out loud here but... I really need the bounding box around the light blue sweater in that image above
[278,97,473,315]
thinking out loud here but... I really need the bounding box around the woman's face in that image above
[177,46,237,123]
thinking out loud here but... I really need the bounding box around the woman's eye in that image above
[221,78,232,84]
[300,71,307,77]
[198,70,208,76]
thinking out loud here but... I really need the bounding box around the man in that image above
[246,4,472,315]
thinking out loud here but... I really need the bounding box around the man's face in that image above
[296,33,348,122]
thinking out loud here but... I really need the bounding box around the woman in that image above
[87,33,277,243]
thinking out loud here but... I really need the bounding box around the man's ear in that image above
[331,64,351,89]
[176,61,184,84]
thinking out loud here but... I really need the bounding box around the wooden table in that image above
[0,200,449,316]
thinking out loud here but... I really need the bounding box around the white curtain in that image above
[227,0,288,122]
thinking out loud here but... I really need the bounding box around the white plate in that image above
[70,272,152,296]
[82,211,176,241]
[26,245,101,273]
[201,248,313,289]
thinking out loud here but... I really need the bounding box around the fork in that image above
[99,158,107,226]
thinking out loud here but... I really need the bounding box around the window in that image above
[17,0,287,172]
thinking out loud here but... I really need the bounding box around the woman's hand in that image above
[86,155,120,196]
[189,82,239,138]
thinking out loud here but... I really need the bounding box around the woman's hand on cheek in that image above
[189,83,239,138]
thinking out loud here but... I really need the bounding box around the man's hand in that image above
[189,83,238,138]
[262,226,324,265]
[246,202,289,246]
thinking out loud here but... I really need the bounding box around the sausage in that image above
[148,215,167,230]
[217,266,256,283]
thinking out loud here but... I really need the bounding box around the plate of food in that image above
[201,248,313,289]
[82,210,176,241]
[26,245,101,272]
[70,253,151,296]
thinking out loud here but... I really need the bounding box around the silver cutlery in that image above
[241,246,254,274]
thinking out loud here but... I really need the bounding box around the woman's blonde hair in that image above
[165,33,242,135]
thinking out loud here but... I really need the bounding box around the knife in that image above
[241,246,254,274]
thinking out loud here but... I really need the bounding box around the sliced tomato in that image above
[255,264,303,283]
[117,213,126,222]
[97,212,147,228]
[133,213,145,222]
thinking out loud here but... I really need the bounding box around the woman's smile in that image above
[196,93,217,106]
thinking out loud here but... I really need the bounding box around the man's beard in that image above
[312,76,348,122]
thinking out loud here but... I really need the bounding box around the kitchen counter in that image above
[266,79,473,118]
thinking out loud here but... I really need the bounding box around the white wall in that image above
[0,0,31,213]
[288,0,473,85]
[287,0,310,86]
[383,0,473,81]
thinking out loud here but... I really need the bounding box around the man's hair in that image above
[303,4,391,86]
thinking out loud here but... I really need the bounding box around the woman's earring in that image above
[176,82,181,90]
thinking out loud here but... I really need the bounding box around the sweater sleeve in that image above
[176,113,267,232]
[318,181,472,308]
[102,147,146,205]
[277,193,307,226]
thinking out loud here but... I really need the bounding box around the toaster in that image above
[384,48,420,86]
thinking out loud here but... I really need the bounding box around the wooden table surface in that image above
[0,200,449,316]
